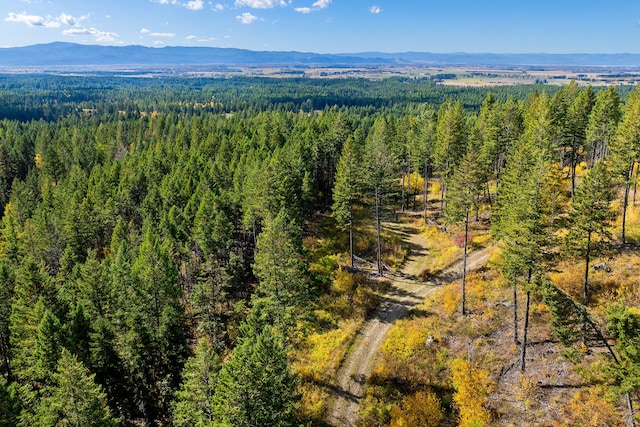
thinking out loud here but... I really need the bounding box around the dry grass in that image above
[360,252,632,426]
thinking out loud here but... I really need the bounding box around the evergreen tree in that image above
[10,261,51,382]
[31,309,64,385]
[494,91,553,368]
[0,262,15,379]
[192,260,231,353]
[26,349,117,427]
[363,117,396,276]
[444,147,481,315]
[610,86,640,244]
[566,161,614,306]
[332,132,362,268]
[550,81,589,199]
[434,100,467,210]
[410,106,436,222]
[89,316,131,421]
[215,323,300,427]
[0,380,20,427]
[475,93,503,205]
[605,303,640,418]
[252,208,311,330]
[586,85,621,166]
[172,337,220,427]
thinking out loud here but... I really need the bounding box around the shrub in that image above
[449,357,494,427]
[564,387,624,426]
[390,390,444,427]
[454,233,473,248]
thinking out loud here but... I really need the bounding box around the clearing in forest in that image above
[326,219,491,426]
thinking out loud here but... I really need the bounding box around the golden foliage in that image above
[34,153,43,169]
[548,261,585,301]
[332,269,355,295]
[449,357,494,427]
[294,319,358,384]
[403,172,425,193]
[574,161,588,177]
[298,382,330,420]
[430,179,442,200]
[564,387,623,427]
[441,284,461,316]
[614,204,640,243]
[422,225,461,273]
[381,319,430,363]
[470,232,492,249]
[390,390,444,427]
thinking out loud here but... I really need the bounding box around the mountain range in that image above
[2,42,640,68]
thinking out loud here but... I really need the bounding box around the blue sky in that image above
[1,0,640,53]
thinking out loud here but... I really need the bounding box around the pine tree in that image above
[605,303,640,418]
[444,147,481,316]
[610,86,640,244]
[252,208,311,330]
[332,132,362,268]
[192,260,231,353]
[89,316,131,421]
[363,117,396,276]
[586,85,621,166]
[410,106,436,222]
[475,93,503,205]
[434,100,467,210]
[0,380,20,427]
[172,337,220,427]
[0,262,15,379]
[31,309,64,385]
[27,349,117,427]
[10,261,50,382]
[550,81,594,200]
[215,323,300,427]
[494,91,553,369]
[566,161,614,306]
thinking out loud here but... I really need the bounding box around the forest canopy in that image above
[0,75,639,426]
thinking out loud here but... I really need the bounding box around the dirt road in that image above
[325,222,492,427]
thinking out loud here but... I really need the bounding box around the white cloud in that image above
[152,0,208,9]
[63,27,118,42]
[369,5,382,14]
[214,3,224,10]
[312,0,331,8]
[141,28,175,37]
[5,12,60,28]
[153,40,165,46]
[5,12,88,28]
[186,35,217,42]
[185,0,204,10]
[294,0,330,14]
[236,12,258,24]
[235,0,286,9]
[58,13,74,25]
[150,32,176,37]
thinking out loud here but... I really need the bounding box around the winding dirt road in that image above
[325,221,492,427]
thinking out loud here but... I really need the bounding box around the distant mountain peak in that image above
[1,42,639,68]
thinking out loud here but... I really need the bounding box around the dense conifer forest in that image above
[0,75,639,426]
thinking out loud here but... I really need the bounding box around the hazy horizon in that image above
[1,1,639,54]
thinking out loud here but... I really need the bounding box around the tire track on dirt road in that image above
[326,222,492,427]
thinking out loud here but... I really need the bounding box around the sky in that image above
[1,0,640,54]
